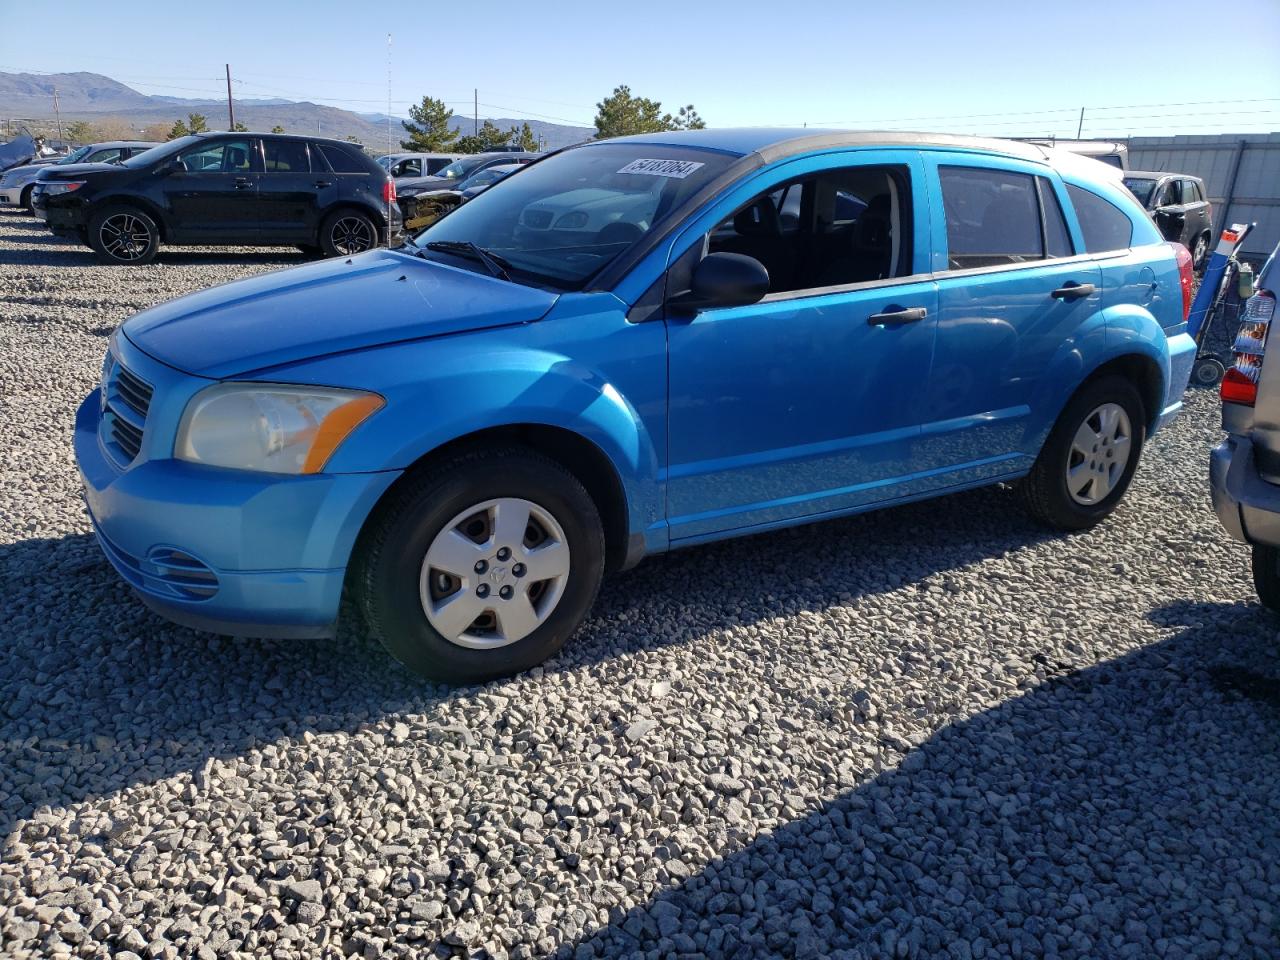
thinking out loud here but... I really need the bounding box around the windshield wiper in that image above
[422,240,512,281]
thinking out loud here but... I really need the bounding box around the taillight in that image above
[383,178,396,204]
[1171,241,1194,322]
[1222,290,1275,407]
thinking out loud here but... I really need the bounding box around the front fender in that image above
[270,314,668,554]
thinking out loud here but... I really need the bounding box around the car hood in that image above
[396,174,460,191]
[38,162,124,180]
[122,249,559,379]
[0,135,35,171]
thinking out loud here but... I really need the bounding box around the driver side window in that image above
[706,165,915,295]
[177,140,253,174]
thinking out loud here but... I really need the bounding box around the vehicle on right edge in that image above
[75,130,1198,682]
[1123,170,1214,268]
[1209,242,1280,609]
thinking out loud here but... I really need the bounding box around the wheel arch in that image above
[89,195,171,241]
[319,201,389,243]
[365,423,638,573]
[1079,352,1164,434]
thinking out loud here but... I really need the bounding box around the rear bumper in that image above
[1210,435,1280,545]
[1154,331,1198,434]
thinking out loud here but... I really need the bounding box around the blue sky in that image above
[6,0,1280,136]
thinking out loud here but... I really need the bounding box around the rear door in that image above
[917,155,1103,481]
[162,138,260,242]
[1180,179,1212,246]
[258,139,334,242]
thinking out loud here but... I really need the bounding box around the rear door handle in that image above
[314,180,333,188]
[234,177,254,190]
[867,306,928,326]
[1051,281,1096,300]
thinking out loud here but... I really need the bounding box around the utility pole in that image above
[1076,106,1085,139]
[52,87,63,141]
[225,65,235,131]
[474,89,478,136]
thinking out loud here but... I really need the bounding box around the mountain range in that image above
[0,71,593,150]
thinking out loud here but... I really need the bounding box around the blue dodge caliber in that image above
[76,130,1196,681]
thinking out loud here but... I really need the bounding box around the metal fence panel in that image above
[1124,133,1280,261]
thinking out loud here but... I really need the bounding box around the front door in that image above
[664,151,940,541]
[162,138,260,242]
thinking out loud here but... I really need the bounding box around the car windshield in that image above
[1123,177,1158,206]
[57,146,93,165]
[460,167,509,190]
[433,156,491,180]
[121,137,199,169]
[411,142,735,290]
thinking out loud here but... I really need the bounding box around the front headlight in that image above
[42,181,86,196]
[176,383,383,474]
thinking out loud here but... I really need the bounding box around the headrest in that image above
[734,196,782,237]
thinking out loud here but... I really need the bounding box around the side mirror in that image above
[158,158,185,176]
[670,252,770,313]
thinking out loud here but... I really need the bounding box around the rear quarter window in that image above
[1065,184,1133,253]
[316,143,370,174]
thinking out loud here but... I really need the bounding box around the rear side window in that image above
[1180,179,1202,203]
[315,143,367,174]
[263,140,310,173]
[1065,184,1133,252]
[939,166,1047,268]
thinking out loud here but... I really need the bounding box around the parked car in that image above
[398,162,523,230]
[75,130,1195,682]
[1,141,157,211]
[1021,138,1128,170]
[377,152,463,179]
[0,133,39,173]
[1123,171,1214,268]
[395,151,537,191]
[31,132,401,264]
[1209,242,1280,608]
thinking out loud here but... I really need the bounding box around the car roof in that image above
[191,131,359,147]
[88,140,158,149]
[594,128,1052,164]
[1125,169,1201,182]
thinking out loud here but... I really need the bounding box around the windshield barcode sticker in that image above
[617,159,705,179]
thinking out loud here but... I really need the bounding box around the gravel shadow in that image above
[1,485,1055,851]
[556,608,1280,958]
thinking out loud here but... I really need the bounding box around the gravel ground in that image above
[1,212,1277,960]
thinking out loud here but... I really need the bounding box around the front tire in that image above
[86,205,160,265]
[1251,545,1280,613]
[355,447,605,683]
[319,209,377,258]
[1019,375,1146,530]
[20,186,34,213]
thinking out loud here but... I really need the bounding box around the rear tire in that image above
[1018,375,1146,530]
[1192,232,1210,271]
[86,205,160,265]
[355,447,605,683]
[1251,545,1280,613]
[319,209,378,258]
[20,186,34,213]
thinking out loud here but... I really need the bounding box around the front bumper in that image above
[75,386,400,638]
[1210,435,1280,545]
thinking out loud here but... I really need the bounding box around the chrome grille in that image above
[101,354,152,466]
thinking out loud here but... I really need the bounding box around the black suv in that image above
[32,132,401,265]
[1122,170,1214,268]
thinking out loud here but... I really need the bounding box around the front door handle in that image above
[1051,281,1096,300]
[234,177,254,190]
[313,179,333,188]
[867,306,928,326]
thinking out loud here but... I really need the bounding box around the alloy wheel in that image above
[1066,402,1133,505]
[419,497,571,649]
[1193,235,1208,267]
[99,213,152,262]
[330,216,375,255]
